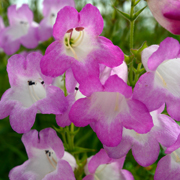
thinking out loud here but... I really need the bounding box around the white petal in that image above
[155,58,180,97]
[62,151,77,171]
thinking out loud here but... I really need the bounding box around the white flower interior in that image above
[89,92,128,123]
[94,163,121,180]
[25,148,57,180]
[63,27,95,62]
[10,76,46,108]
[7,19,30,41]
[155,58,180,97]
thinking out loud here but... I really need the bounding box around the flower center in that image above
[27,78,46,103]
[64,27,84,60]
[45,150,57,169]
[173,151,180,163]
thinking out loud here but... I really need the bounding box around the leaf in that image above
[115,7,131,21]
[132,6,147,21]
[131,41,148,63]
[134,0,141,6]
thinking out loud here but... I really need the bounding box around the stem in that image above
[64,73,68,96]
[129,0,135,86]
[70,123,75,148]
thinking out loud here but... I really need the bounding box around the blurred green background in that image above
[0,0,179,179]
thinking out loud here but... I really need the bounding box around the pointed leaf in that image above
[133,6,147,21]
[134,0,141,6]
[115,7,131,21]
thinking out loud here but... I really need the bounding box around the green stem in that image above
[70,123,75,148]
[64,73,68,96]
[129,0,135,86]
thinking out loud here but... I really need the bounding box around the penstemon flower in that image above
[147,0,180,34]
[133,37,180,121]
[0,4,39,55]
[154,134,180,180]
[69,75,153,147]
[40,4,124,83]
[83,149,134,180]
[104,105,180,167]
[38,0,75,41]
[9,128,76,180]
[0,52,68,133]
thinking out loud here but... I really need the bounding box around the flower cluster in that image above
[1,0,180,179]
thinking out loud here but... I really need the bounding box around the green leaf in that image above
[124,54,134,64]
[131,41,148,63]
[115,7,131,21]
[134,0,141,6]
[132,6,147,21]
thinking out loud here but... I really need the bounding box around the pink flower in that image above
[0,4,39,55]
[0,52,68,133]
[40,4,124,84]
[147,0,180,34]
[133,37,180,121]
[83,149,134,180]
[9,128,76,180]
[38,0,75,41]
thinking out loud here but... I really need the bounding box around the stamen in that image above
[173,151,180,162]
[114,93,119,112]
[52,157,57,165]
[72,31,84,47]
[45,153,56,169]
[94,174,100,180]
[67,33,78,60]
[95,164,107,174]
[51,13,55,17]
[28,81,35,86]
[156,70,167,87]
[32,85,40,101]
[41,81,44,85]
[75,27,84,31]
[75,87,79,91]
[28,83,37,103]
[67,28,73,33]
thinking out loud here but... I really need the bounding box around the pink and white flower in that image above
[69,75,153,147]
[9,128,76,180]
[154,134,180,180]
[40,4,124,84]
[0,52,68,133]
[38,0,75,41]
[147,0,180,34]
[133,37,180,121]
[83,149,134,180]
[104,105,180,167]
[0,4,39,55]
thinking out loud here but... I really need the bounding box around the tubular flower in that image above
[0,52,68,133]
[154,134,180,180]
[104,105,180,167]
[38,0,75,41]
[69,75,153,147]
[40,4,124,83]
[83,149,134,180]
[56,61,128,127]
[147,0,180,34]
[133,37,180,121]
[0,4,39,55]
[9,128,76,180]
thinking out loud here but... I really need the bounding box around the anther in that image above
[67,28,73,33]
[75,27,84,31]
[28,81,35,86]
[51,13,55,17]
[75,87,79,91]
[41,81,44,85]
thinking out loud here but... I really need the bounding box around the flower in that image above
[133,37,180,121]
[69,75,153,147]
[147,0,180,34]
[104,105,180,167]
[154,134,180,180]
[83,149,134,180]
[38,0,75,41]
[9,128,76,180]
[40,4,124,84]
[0,52,68,133]
[0,4,39,55]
